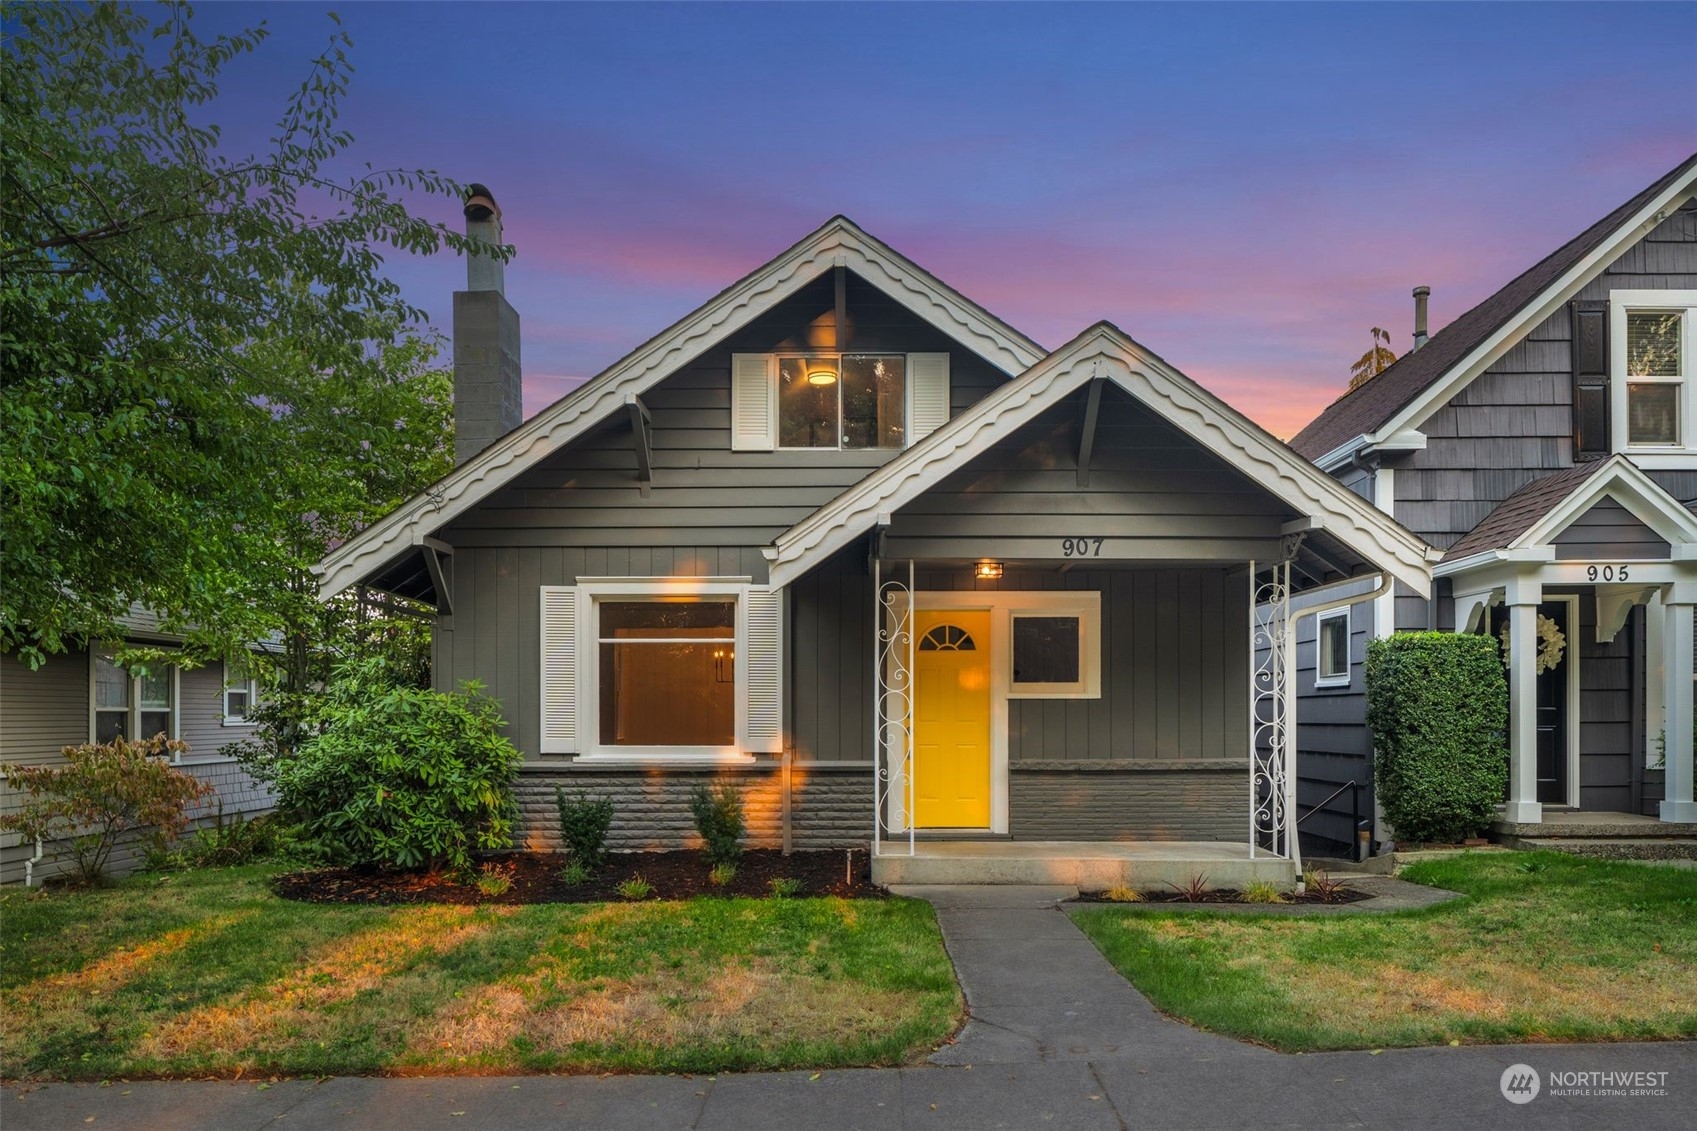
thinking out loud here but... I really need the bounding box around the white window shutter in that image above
[731,353,775,451]
[741,585,784,753]
[908,352,951,443]
[539,586,578,753]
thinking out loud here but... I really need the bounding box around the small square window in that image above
[1316,610,1350,687]
[1013,616,1081,684]
[1627,382,1680,445]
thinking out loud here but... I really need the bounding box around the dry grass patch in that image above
[1074,851,1697,1050]
[1,866,958,1079]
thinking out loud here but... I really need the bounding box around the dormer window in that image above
[1609,290,1696,462]
[731,351,950,452]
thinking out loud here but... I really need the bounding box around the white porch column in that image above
[1660,599,1695,824]
[1503,591,1542,824]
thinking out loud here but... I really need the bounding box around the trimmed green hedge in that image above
[1365,632,1508,844]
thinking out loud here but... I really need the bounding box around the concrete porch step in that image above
[1500,836,1697,861]
[1492,813,1697,841]
[870,840,1296,891]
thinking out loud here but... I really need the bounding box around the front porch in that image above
[869,839,1298,889]
[1492,808,1697,860]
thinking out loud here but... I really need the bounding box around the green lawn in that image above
[1073,851,1697,1051]
[0,865,960,1080]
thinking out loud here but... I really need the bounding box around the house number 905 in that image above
[1061,538,1105,557]
[1586,565,1628,582]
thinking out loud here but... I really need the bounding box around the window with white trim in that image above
[731,352,950,452]
[223,671,258,724]
[1315,609,1350,688]
[91,650,177,743]
[597,598,736,748]
[1610,291,1696,458]
[538,580,784,761]
[1007,594,1101,698]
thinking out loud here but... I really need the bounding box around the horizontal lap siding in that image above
[1552,498,1671,559]
[885,387,1292,560]
[1294,602,1374,855]
[0,650,87,763]
[438,275,1013,759]
[178,661,258,760]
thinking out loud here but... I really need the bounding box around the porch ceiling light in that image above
[974,561,1004,580]
[806,366,838,386]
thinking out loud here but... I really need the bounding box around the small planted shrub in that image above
[475,863,513,897]
[1366,632,1509,844]
[555,789,614,870]
[1103,884,1143,903]
[1302,868,1349,902]
[558,861,590,887]
[708,861,737,887]
[689,781,745,866]
[183,805,280,868]
[1166,874,1211,902]
[1241,879,1289,904]
[273,658,522,873]
[618,875,653,901]
[0,735,213,883]
[768,876,802,899]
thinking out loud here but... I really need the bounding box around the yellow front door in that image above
[913,609,992,828]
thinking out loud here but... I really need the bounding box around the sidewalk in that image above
[7,885,1693,1130]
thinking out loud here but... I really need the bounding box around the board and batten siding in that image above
[435,273,1013,759]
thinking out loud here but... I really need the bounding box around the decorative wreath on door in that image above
[1497,614,1566,674]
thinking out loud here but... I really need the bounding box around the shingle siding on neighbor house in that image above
[1293,187,1697,850]
[0,651,272,884]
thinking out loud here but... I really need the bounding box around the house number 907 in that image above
[1586,565,1628,582]
[1061,538,1105,557]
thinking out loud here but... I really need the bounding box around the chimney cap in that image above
[464,183,499,222]
[1413,285,1430,298]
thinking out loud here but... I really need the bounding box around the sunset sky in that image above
[200,1,1696,439]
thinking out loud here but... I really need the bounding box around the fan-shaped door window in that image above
[919,624,977,651]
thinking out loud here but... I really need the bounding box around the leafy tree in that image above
[1348,327,1397,390]
[1,3,483,669]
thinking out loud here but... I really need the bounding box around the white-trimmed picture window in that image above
[1610,291,1696,460]
[596,598,736,748]
[1315,609,1351,688]
[90,650,178,743]
[1007,595,1101,698]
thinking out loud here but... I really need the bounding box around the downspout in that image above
[23,837,43,889]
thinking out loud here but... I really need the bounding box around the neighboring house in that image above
[317,189,1433,886]
[1290,153,1697,855]
[0,609,274,884]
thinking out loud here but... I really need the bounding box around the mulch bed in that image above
[271,848,885,905]
[1072,885,1372,906]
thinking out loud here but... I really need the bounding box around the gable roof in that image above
[1439,455,1697,570]
[766,322,1437,593]
[1291,152,1697,464]
[316,217,1048,600]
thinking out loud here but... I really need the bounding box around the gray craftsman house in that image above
[318,192,1433,887]
[1291,153,1697,856]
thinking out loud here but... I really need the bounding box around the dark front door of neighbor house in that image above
[1533,601,1570,805]
[1492,602,1571,805]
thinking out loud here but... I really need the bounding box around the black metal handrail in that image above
[1295,778,1370,861]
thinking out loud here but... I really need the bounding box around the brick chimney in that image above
[453,184,522,464]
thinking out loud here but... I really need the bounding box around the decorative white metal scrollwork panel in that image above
[873,562,915,855]
[1250,561,1291,859]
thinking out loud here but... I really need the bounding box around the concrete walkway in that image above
[7,885,1694,1130]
